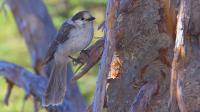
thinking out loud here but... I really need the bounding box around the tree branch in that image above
[3,79,13,105]
[6,0,56,76]
[0,60,87,112]
[0,61,47,102]
[72,38,104,81]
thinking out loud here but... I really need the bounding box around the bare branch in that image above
[6,0,56,76]
[0,60,87,112]
[0,61,47,101]
[97,21,105,31]
[3,79,13,105]
[72,38,104,81]
[33,97,39,112]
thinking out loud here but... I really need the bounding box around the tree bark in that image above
[1,0,200,112]
[93,0,200,112]
[92,0,116,111]
[169,0,190,112]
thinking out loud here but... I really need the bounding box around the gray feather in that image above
[42,62,67,106]
[42,22,75,64]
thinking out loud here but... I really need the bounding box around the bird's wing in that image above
[42,21,75,65]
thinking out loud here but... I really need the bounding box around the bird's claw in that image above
[68,56,84,65]
[80,50,90,57]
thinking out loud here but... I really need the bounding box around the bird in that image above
[42,11,95,106]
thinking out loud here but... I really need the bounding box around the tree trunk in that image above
[93,0,200,112]
[5,0,86,111]
[2,0,200,111]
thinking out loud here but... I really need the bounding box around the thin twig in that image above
[33,97,39,112]
[3,79,13,105]
[98,21,105,31]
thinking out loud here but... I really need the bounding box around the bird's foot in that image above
[68,56,83,65]
[80,49,90,57]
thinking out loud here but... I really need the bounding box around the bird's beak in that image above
[87,16,95,21]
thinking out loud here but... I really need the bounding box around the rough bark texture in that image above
[1,0,200,112]
[92,0,117,111]
[99,0,200,112]
[178,0,200,111]
[3,0,86,111]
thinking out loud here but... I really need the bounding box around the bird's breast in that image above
[58,22,94,56]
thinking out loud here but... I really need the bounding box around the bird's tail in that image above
[42,62,67,106]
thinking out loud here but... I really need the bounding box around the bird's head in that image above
[71,11,95,26]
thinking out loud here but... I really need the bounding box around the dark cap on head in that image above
[72,11,95,21]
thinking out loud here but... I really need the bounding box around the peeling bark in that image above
[169,0,190,111]
[99,0,200,112]
[92,0,119,111]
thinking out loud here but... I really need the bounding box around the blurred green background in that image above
[0,0,105,111]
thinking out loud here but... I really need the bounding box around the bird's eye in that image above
[81,18,84,20]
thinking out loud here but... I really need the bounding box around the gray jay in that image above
[42,11,95,106]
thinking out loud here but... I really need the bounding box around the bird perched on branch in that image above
[42,11,95,106]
